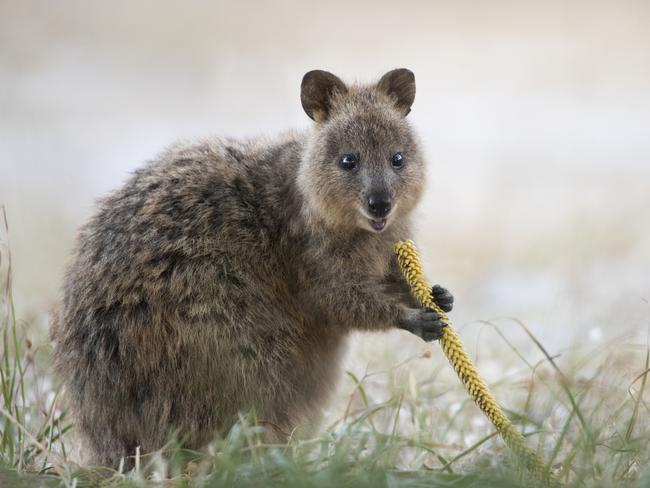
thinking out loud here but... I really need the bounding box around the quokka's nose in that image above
[367,193,392,218]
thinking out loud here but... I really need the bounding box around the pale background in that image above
[1,0,649,394]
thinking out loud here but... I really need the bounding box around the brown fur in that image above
[51,69,432,467]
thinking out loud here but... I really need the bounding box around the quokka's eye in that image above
[391,152,405,169]
[339,153,359,172]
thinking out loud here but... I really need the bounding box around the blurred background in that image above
[1,0,649,374]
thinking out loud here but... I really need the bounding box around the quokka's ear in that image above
[301,70,348,123]
[377,68,416,116]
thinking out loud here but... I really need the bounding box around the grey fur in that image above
[51,69,445,467]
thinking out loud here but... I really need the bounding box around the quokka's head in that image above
[298,69,426,234]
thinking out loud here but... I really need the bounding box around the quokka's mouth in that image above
[368,218,387,231]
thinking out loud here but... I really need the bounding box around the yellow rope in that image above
[394,240,553,483]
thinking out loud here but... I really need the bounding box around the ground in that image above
[1,205,649,487]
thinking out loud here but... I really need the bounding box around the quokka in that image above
[51,68,454,467]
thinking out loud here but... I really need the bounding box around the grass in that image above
[1,206,649,487]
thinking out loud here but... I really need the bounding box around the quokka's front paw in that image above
[431,284,454,313]
[398,308,448,342]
